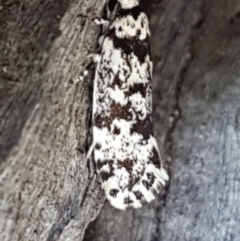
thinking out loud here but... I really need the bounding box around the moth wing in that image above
[93,3,168,210]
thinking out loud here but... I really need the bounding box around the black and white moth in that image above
[87,0,169,210]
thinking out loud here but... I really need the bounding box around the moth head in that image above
[118,0,140,9]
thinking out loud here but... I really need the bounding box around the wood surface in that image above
[1,0,240,240]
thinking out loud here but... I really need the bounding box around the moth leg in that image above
[92,17,109,26]
[73,69,89,83]
[73,51,100,83]
[73,15,106,84]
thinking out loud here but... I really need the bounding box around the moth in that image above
[87,0,169,210]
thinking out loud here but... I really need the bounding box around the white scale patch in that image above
[90,0,169,210]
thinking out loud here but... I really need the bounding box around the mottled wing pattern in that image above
[92,0,168,210]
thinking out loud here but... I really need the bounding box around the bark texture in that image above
[84,0,240,241]
[0,0,107,240]
[1,0,240,241]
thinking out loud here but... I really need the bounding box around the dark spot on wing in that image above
[128,83,147,98]
[142,180,151,190]
[108,29,151,64]
[95,143,102,150]
[130,114,153,140]
[109,189,119,197]
[124,196,134,205]
[133,190,143,200]
[101,171,113,182]
[113,125,121,135]
[110,100,132,121]
[96,159,106,170]
[94,113,105,129]
[118,158,134,173]
[147,172,156,185]
[118,5,142,20]
[128,169,144,191]
[100,160,115,181]
[149,148,161,168]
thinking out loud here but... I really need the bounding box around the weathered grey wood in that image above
[0,1,107,240]
[84,0,240,240]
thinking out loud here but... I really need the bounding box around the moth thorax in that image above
[118,0,139,9]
